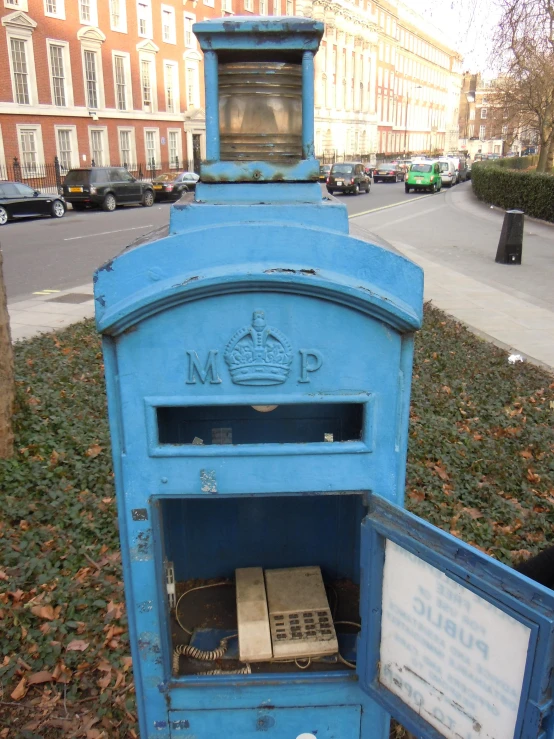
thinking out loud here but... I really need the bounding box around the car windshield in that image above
[64,170,91,186]
[155,173,176,182]
[332,165,353,174]
[320,166,331,173]
[378,167,394,172]
[411,164,432,173]
[438,162,450,171]
[180,172,198,180]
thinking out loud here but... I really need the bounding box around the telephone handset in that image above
[236,566,338,663]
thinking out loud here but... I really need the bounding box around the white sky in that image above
[401,0,501,74]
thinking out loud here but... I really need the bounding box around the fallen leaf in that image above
[10,677,28,701]
[85,444,102,458]
[66,639,89,652]
[408,490,425,502]
[520,450,533,459]
[0,570,8,581]
[31,605,56,621]
[27,670,54,685]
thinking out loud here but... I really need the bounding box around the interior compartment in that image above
[157,403,364,445]
[159,494,365,677]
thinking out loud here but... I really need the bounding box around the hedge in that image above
[471,160,554,222]
[493,154,539,170]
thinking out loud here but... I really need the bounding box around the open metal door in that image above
[358,495,554,739]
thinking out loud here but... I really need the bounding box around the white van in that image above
[438,159,457,187]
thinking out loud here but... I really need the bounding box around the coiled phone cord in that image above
[172,635,237,675]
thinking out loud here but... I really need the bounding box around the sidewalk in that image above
[7,190,554,372]
[8,283,95,343]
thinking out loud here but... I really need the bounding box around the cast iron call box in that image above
[94,18,554,739]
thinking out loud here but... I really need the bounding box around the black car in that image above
[318,164,331,183]
[0,181,65,225]
[152,171,199,201]
[327,162,371,195]
[62,167,154,211]
[373,164,404,183]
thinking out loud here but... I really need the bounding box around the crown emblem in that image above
[224,310,293,386]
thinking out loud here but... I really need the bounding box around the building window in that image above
[57,129,72,170]
[49,45,66,107]
[222,0,232,10]
[479,124,486,139]
[45,0,65,18]
[204,0,214,7]
[84,50,98,109]
[145,129,157,167]
[481,108,487,119]
[244,0,252,9]
[184,16,195,47]
[259,0,267,13]
[10,38,30,105]
[119,129,132,165]
[20,128,38,174]
[110,0,126,31]
[114,55,127,110]
[469,108,475,120]
[286,0,293,13]
[162,6,176,43]
[79,0,93,24]
[165,63,178,113]
[141,59,152,107]
[186,64,199,108]
[168,130,180,167]
[272,0,280,12]
[5,0,28,8]
[137,0,152,38]
[90,129,105,165]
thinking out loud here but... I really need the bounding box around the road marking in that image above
[349,192,441,219]
[33,289,61,295]
[376,205,443,229]
[63,225,153,242]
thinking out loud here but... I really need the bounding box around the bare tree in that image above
[0,246,15,458]
[492,0,554,170]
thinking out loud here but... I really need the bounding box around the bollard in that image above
[495,209,524,264]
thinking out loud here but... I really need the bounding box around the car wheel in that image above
[51,200,65,218]
[405,184,410,193]
[142,190,154,207]
[366,183,370,193]
[432,182,437,193]
[102,193,117,212]
[353,184,359,196]
[71,203,86,211]
[0,206,8,226]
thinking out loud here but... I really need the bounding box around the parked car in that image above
[405,161,442,193]
[437,159,457,187]
[62,167,155,211]
[327,162,371,195]
[0,181,66,225]
[152,171,199,201]
[373,164,405,183]
[319,164,331,182]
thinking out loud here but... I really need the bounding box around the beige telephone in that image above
[236,566,338,663]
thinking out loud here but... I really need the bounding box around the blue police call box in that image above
[94,18,554,739]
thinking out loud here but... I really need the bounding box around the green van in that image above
[405,161,442,193]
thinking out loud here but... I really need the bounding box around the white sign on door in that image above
[380,540,531,739]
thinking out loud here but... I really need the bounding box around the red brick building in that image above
[0,0,294,178]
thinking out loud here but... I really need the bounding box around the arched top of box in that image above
[94,222,423,336]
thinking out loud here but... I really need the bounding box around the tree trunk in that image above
[0,245,15,458]
[537,141,549,171]
[547,138,554,170]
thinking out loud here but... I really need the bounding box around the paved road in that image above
[0,201,173,301]
[3,179,554,316]
[346,180,554,312]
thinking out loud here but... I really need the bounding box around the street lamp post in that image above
[404,84,422,157]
